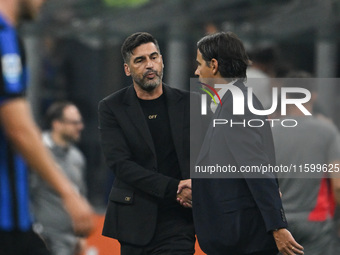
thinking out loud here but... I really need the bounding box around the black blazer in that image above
[98,84,191,245]
[192,80,288,254]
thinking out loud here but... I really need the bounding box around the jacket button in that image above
[280,209,286,222]
[125,196,131,202]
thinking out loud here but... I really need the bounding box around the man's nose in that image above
[146,58,154,68]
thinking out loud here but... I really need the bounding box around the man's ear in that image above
[211,58,219,75]
[124,63,131,76]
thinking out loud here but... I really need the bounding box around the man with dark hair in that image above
[98,32,195,255]
[179,32,304,255]
[45,101,76,129]
[0,1,93,255]
[120,32,160,64]
[196,32,249,80]
[31,102,88,255]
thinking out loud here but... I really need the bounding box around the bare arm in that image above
[0,98,94,236]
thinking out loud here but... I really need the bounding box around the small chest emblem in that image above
[148,114,157,120]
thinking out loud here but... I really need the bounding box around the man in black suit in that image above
[98,32,194,255]
[179,32,304,255]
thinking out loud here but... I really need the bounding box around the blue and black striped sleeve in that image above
[0,25,27,105]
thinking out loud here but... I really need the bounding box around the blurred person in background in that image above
[272,71,340,255]
[246,46,274,108]
[246,45,291,108]
[204,22,219,35]
[98,32,195,255]
[0,1,94,255]
[247,46,281,78]
[31,102,88,255]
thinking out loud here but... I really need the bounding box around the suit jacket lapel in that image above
[123,85,156,157]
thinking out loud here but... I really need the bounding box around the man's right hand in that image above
[177,187,192,208]
[176,179,192,208]
[177,179,192,194]
[62,191,95,237]
[273,228,304,255]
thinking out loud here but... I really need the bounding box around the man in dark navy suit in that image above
[179,32,304,255]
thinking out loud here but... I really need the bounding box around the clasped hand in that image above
[176,179,192,208]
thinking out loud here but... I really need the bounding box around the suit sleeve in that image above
[98,99,179,200]
[222,98,288,232]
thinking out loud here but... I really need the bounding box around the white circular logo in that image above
[1,54,22,84]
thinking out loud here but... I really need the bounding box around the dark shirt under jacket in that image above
[138,95,190,221]
[138,95,181,186]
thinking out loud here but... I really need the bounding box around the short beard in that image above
[61,133,80,144]
[132,70,163,92]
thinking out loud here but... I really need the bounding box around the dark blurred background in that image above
[19,0,340,210]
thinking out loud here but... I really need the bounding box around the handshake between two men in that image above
[176,179,192,208]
